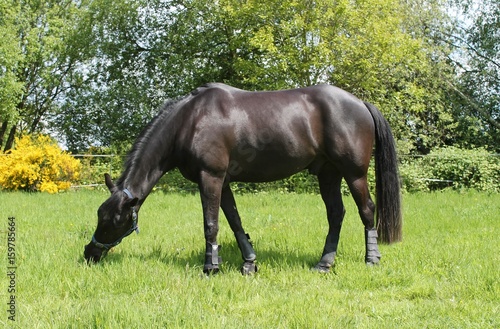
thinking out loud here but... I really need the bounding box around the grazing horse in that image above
[84,83,402,274]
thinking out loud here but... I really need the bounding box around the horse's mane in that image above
[115,92,195,187]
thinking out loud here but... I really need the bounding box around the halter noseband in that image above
[91,188,140,255]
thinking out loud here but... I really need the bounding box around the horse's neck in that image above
[117,96,189,203]
[119,132,177,205]
[119,164,165,205]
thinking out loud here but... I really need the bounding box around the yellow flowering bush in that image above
[0,135,81,193]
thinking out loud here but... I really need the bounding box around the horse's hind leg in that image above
[345,175,381,265]
[314,167,345,273]
[220,184,257,275]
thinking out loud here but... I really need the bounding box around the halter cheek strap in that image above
[123,188,139,233]
[123,188,134,200]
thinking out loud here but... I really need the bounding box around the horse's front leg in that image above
[199,170,225,274]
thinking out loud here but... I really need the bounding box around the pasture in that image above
[0,190,498,328]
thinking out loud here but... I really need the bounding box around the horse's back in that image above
[178,83,375,181]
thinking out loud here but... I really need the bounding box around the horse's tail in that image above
[364,102,402,244]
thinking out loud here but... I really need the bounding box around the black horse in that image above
[84,83,402,274]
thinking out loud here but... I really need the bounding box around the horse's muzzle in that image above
[84,242,105,263]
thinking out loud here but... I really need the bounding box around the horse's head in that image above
[84,174,139,263]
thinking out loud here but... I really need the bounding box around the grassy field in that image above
[0,190,498,328]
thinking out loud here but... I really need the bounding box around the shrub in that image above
[400,147,500,193]
[399,158,430,192]
[0,135,81,193]
[423,147,500,192]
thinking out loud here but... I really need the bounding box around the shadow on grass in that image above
[78,236,357,275]
[122,239,323,273]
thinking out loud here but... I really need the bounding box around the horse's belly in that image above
[227,151,314,182]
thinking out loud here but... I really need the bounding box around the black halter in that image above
[91,189,139,256]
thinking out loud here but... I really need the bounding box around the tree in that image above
[56,0,159,152]
[0,0,96,151]
[448,0,500,151]
[170,0,460,154]
[55,0,460,153]
[0,0,23,148]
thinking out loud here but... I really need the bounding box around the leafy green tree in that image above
[56,0,161,152]
[448,0,500,151]
[177,0,459,154]
[4,0,493,155]
[0,0,96,151]
[58,0,460,154]
[0,0,23,148]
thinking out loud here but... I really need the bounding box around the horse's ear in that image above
[104,173,116,193]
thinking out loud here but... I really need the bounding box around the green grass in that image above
[0,190,499,328]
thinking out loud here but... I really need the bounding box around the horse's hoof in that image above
[312,264,331,273]
[365,256,381,266]
[365,260,380,266]
[241,261,257,275]
[203,265,220,275]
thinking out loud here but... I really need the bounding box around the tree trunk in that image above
[4,125,17,152]
[0,121,8,148]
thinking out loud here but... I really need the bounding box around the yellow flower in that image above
[0,135,81,193]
